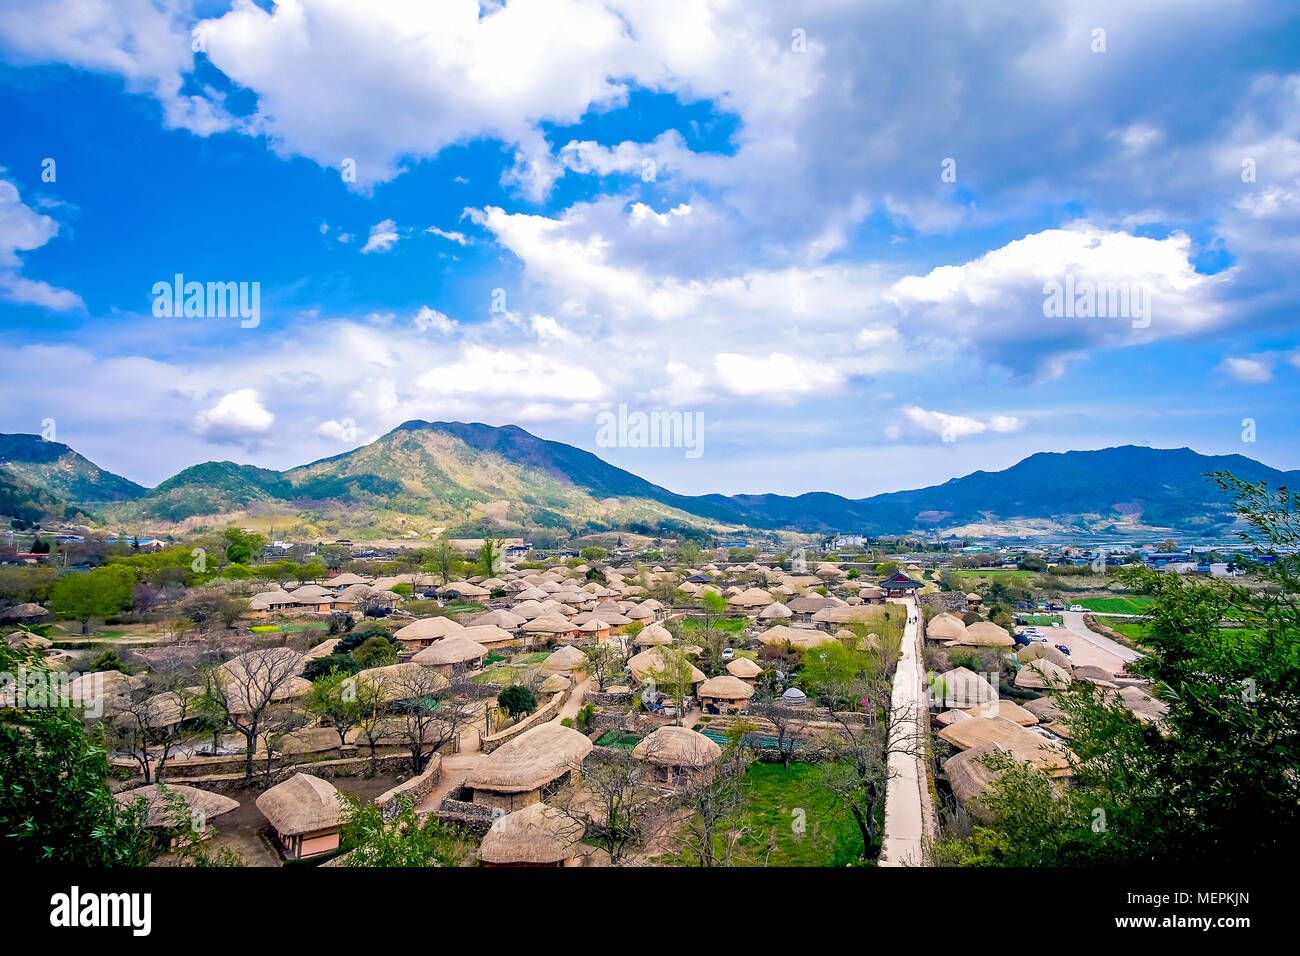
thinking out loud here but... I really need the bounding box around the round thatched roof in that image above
[357,662,449,701]
[539,673,572,694]
[626,648,706,684]
[256,773,342,835]
[725,657,763,679]
[411,634,489,666]
[460,624,515,646]
[472,609,526,629]
[697,675,755,700]
[758,601,792,620]
[305,638,342,659]
[632,725,722,766]
[1014,658,1073,690]
[1017,643,1072,669]
[634,623,674,646]
[466,722,593,794]
[929,666,998,709]
[728,587,774,608]
[926,614,967,642]
[394,616,465,642]
[540,645,588,676]
[812,605,880,625]
[956,621,1016,647]
[478,802,581,864]
[524,615,579,634]
[756,624,836,650]
[116,783,240,829]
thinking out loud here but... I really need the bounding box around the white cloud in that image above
[426,225,468,245]
[888,406,1026,442]
[0,180,83,311]
[194,389,275,444]
[413,306,457,334]
[714,352,838,399]
[1218,355,1274,384]
[361,218,401,254]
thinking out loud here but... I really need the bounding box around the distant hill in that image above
[1,423,1293,539]
[0,434,144,505]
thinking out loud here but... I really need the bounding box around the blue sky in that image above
[0,0,1298,498]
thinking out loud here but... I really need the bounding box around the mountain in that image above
[0,434,145,506]
[2,423,1294,539]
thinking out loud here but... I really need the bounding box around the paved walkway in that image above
[879,597,928,867]
[1060,611,1141,664]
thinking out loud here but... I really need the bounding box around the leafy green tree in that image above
[305,670,365,747]
[49,564,135,634]
[0,648,153,865]
[579,546,608,562]
[426,537,462,588]
[351,635,397,669]
[939,472,1300,866]
[478,537,505,576]
[337,794,466,867]
[222,527,266,565]
[498,684,537,719]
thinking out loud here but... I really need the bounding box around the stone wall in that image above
[433,797,499,837]
[373,753,442,820]
[478,691,565,752]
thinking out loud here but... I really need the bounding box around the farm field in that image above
[1078,596,1153,615]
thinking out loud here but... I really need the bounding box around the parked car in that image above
[1028,634,1049,643]
[1013,632,1032,647]
[1070,604,1086,612]
[721,648,735,660]
[1055,644,1072,656]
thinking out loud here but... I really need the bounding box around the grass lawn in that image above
[1077,596,1153,615]
[595,730,642,749]
[681,616,748,633]
[470,650,550,684]
[951,569,1038,579]
[1103,618,1150,642]
[733,762,865,867]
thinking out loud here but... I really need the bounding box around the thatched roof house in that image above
[394,616,465,647]
[1017,643,1072,669]
[633,622,674,647]
[256,773,344,860]
[1014,658,1073,690]
[478,802,583,866]
[937,717,1072,775]
[632,725,722,784]
[626,648,705,686]
[539,645,588,677]
[942,744,1004,820]
[697,674,755,713]
[459,624,516,648]
[465,722,593,812]
[538,673,572,694]
[115,784,239,844]
[928,666,998,709]
[950,621,1015,647]
[357,662,449,702]
[411,634,489,675]
[756,624,836,650]
[725,656,763,681]
[926,613,967,643]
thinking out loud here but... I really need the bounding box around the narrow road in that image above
[879,597,928,867]
[1060,611,1141,664]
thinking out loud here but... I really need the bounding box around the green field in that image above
[951,569,1038,579]
[1077,596,1153,615]
[734,762,865,866]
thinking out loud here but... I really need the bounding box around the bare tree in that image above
[386,668,469,775]
[202,646,305,781]
[551,748,669,864]
[674,730,755,866]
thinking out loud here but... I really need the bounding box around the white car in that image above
[721,648,735,660]
[1070,604,1086,612]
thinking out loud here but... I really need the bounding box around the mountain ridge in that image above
[0,423,1292,539]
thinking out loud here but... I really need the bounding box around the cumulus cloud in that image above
[361,219,401,253]
[194,388,275,444]
[0,180,83,311]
